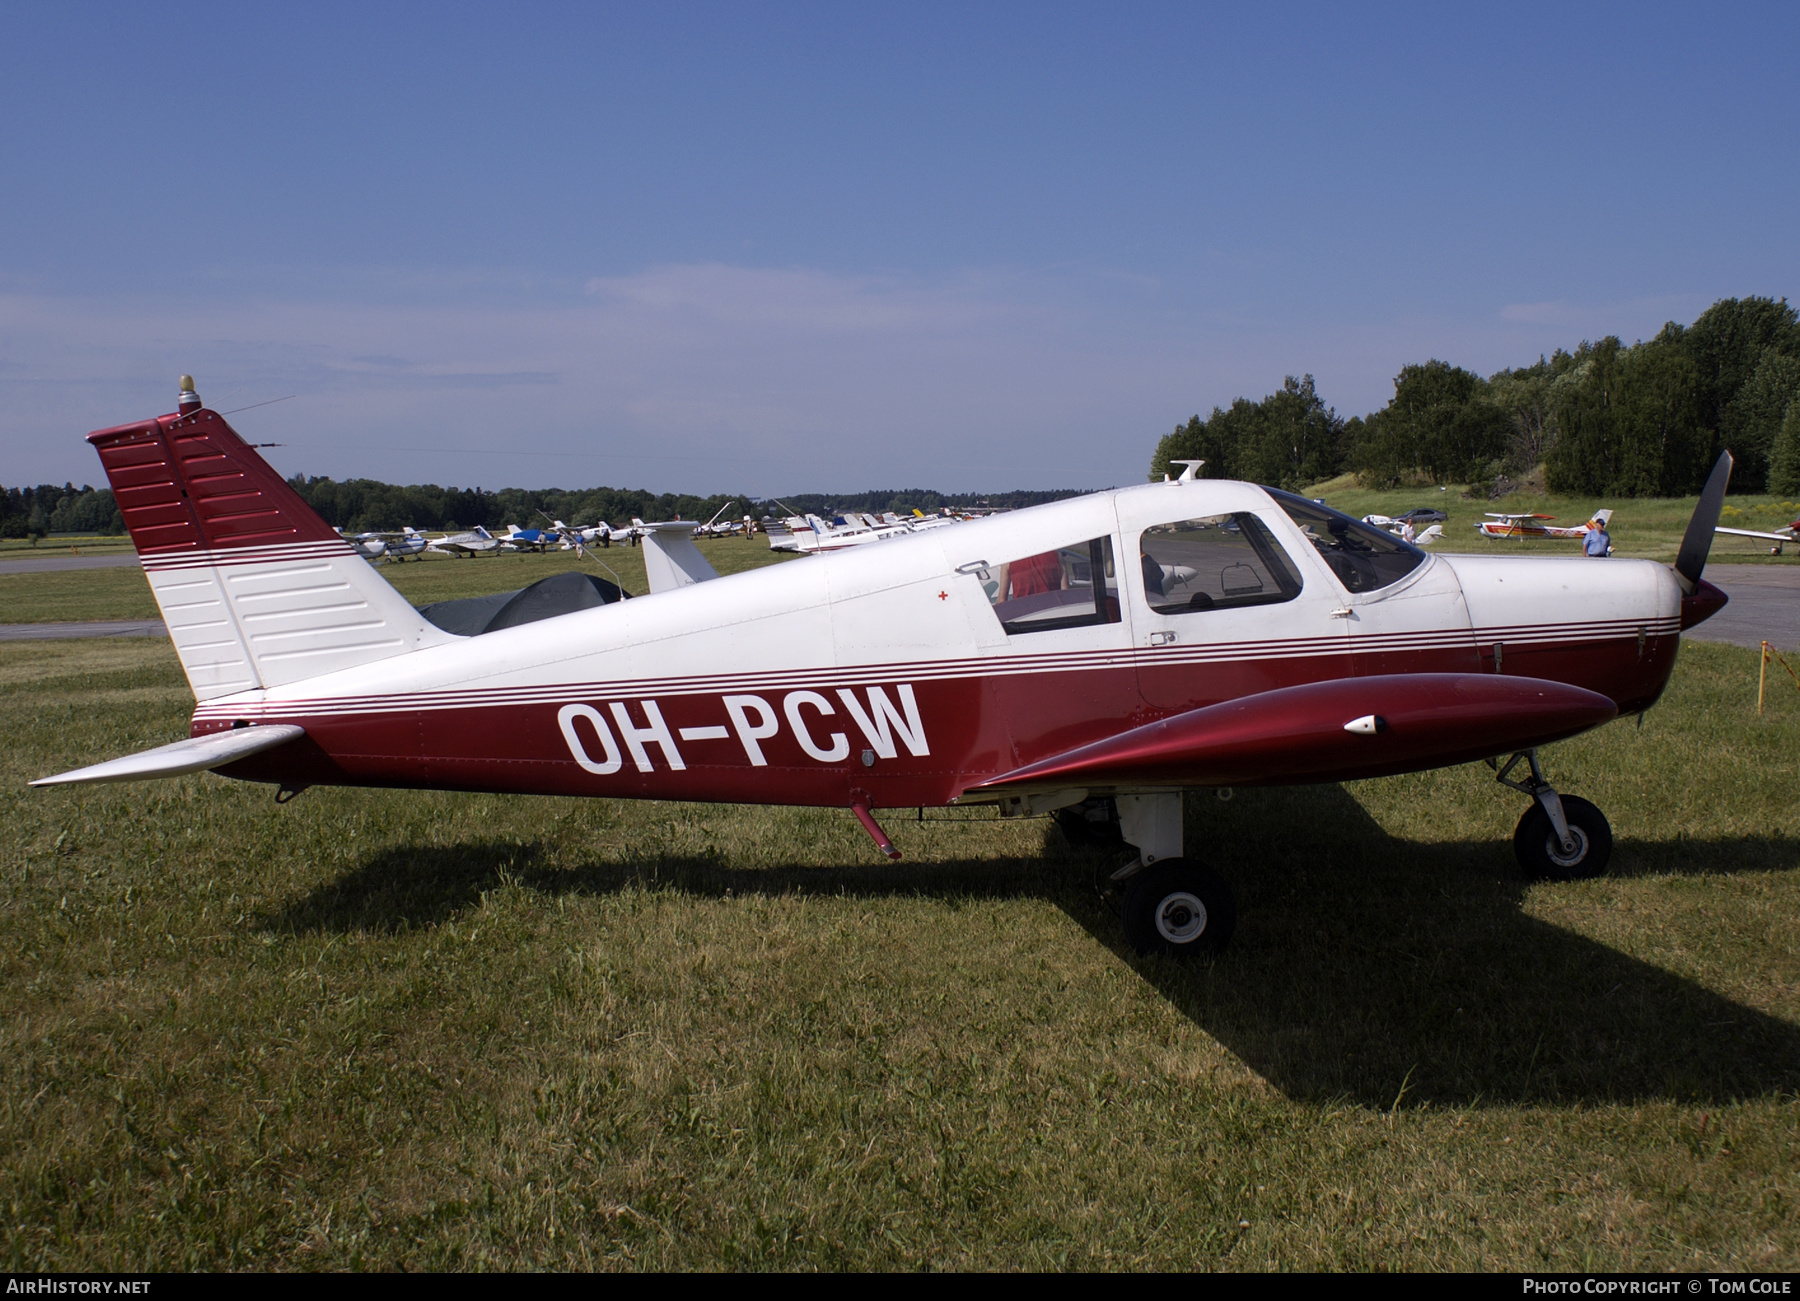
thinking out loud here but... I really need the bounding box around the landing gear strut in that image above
[1491,750,1613,880]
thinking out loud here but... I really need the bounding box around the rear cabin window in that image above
[1139,514,1304,614]
[975,537,1122,635]
[1266,489,1427,594]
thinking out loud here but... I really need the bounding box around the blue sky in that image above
[3,3,1796,494]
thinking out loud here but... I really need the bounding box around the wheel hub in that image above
[1544,824,1590,868]
[1154,890,1209,944]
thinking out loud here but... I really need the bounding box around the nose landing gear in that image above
[1491,750,1614,880]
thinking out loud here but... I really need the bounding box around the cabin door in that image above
[1124,502,1351,712]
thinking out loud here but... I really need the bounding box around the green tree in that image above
[1545,336,1709,496]
[1675,296,1800,470]
[1727,348,1800,490]
[1488,357,1564,473]
[1770,403,1800,497]
[1148,376,1345,490]
[1350,360,1509,487]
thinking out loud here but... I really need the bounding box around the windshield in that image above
[1264,488,1427,594]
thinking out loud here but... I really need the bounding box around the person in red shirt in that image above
[1007,550,1065,598]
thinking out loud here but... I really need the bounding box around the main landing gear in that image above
[1490,750,1614,881]
[1103,792,1237,959]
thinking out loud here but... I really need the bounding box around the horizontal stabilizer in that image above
[31,724,306,787]
[969,674,1617,795]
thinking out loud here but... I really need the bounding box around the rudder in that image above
[89,386,454,701]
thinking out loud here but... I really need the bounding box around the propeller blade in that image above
[1674,450,1734,593]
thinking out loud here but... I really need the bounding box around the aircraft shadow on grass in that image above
[266,782,1800,1110]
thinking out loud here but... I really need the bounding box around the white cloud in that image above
[0,266,1722,494]
[1498,293,1711,338]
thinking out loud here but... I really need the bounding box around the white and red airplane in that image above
[30,380,1734,958]
[1476,509,1613,541]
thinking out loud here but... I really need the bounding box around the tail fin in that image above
[1591,508,1614,529]
[88,397,455,701]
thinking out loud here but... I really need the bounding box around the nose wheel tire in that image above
[1513,796,1613,881]
[1122,860,1236,958]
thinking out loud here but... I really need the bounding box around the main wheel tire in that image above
[1055,797,1123,847]
[1513,795,1613,881]
[1122,860,1237,958]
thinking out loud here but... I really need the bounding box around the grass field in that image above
[0,538,794,624]
[0,536,136,557]
[3,629,1797,1269]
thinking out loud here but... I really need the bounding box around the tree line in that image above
[1150,296,1800,497]
[0,475,1085,542]
[0,484,123,539]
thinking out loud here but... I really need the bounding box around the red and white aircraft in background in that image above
[1476,509,1613,541]
[31,380,1733,958]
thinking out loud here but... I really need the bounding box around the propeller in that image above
[1673,450,1733,594]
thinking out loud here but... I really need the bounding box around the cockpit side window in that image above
[1265,488,1427,594]
[974,536,1122,635]
[1139,514,1304,614]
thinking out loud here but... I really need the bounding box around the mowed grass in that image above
[0,537,136,557]
[3,636,1798,1270]
[0,537,795,624]
[0,569,161,624]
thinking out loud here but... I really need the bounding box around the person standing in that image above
[1584,523,1612,557]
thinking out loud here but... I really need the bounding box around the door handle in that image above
[1330,607,1354,619]
[1149,630,1177,646]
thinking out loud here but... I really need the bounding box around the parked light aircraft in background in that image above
[340,527,429,562]
[1360,515,1445,546]
[425,525,507,558]
[1714,517,1800,555]
[544,519,618,550]
[502,524,562,553]
[1477,509,1613,541]
[768,508,967,553]
[31,379,1734,959]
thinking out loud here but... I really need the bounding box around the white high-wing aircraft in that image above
[1714,516,1800,555]
[1476,509,1613,541]
[548,520,618,550]
[341,526,430,562]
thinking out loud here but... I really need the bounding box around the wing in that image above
[1715,526,1795,542]
[961,674,1615,796]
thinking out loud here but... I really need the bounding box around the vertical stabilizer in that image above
[638,522,721,593]
[88,385,456,701]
